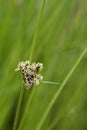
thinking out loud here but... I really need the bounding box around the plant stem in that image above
[29,0,46,62]
[36,47,87,130]
[47,83,86,130]
[12,86,25,130]
[18,1,46,130]
[12,1,46,130]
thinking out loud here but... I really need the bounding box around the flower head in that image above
[15,61,43,89]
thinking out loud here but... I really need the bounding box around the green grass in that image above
[0,0,87,130]
[13,0,46,130]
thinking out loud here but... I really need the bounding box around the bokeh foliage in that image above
[0,0,87,130]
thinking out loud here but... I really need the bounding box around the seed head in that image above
[15,61,43,89]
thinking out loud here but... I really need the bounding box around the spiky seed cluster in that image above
[15,61,43,89]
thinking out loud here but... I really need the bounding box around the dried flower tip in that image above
[15,61,43,89]
[36,63,43,71]
[15,61,30,72]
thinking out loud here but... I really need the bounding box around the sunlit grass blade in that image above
[36,47,87,130]
[47,78,87,130]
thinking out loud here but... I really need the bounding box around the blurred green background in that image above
[0,0,87,130]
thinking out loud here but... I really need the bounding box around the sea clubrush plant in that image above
[12,0,61,129]
[12,0,46,130]
[1,0,87,130]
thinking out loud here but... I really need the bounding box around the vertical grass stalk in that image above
[12,1,46,130]
[29,0,46,62]
[18,1,46,130]
[36,47,87,130]
[12,86,25,130]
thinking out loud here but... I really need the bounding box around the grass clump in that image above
[0,0,87,130]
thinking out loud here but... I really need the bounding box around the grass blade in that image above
[12,86,24,130]
[29,0,46,62]
[36,47,87,130]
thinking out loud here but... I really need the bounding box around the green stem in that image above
[47,82,85,130]
[29,0,46,62]
[18,1,46,130]
[12,86,25,130]
[36,47,87,130]
[12,1,46,130]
